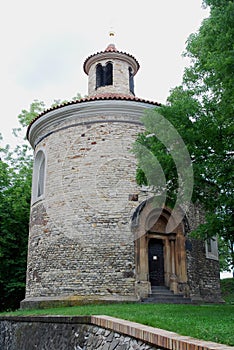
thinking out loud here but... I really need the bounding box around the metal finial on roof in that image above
[107,28,116,50]
[109,30,115,37]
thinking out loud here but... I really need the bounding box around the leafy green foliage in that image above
[0,143,32,311]
[50,92,82,108]
[219,239,234,273]
[134,0,234,272]
[0,94,82,311]
[2,303,234,345]
[0,99,45,310]
[17,93,82,129]
[220,277,234,304]
[17,100,46,128]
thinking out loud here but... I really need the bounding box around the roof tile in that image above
[26,94,160,139]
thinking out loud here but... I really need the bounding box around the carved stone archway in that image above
[132,199,188,299]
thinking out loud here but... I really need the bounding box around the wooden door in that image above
[148,239,165,286]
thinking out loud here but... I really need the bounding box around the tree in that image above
[0,95,82,310]
[0,101,46,311]
[0,142,32,311]
[133,0,234,273]
[0,100,45,311]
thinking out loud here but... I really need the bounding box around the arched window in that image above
[33,150,46,202]
[37,156,45,197]
[96,64,104,88]
[105,62,113,86]
[129,67,134,94]
[96,62,113,89]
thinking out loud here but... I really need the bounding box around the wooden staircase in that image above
[141,286,192,304]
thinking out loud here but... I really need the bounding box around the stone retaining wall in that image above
[0,315,232,350]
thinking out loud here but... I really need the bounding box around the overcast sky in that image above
[0,0,210,147]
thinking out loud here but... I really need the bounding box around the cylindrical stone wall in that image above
[25,100,155,300]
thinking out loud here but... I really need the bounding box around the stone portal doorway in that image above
[148,239,164,286]
[132,200,189,299]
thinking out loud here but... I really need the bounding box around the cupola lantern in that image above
[83,43,139,97]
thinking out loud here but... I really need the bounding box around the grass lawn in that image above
[2,303,234,346]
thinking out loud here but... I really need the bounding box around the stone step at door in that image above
[141,285,192,304]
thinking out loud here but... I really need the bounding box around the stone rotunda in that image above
[21,42,222,308]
